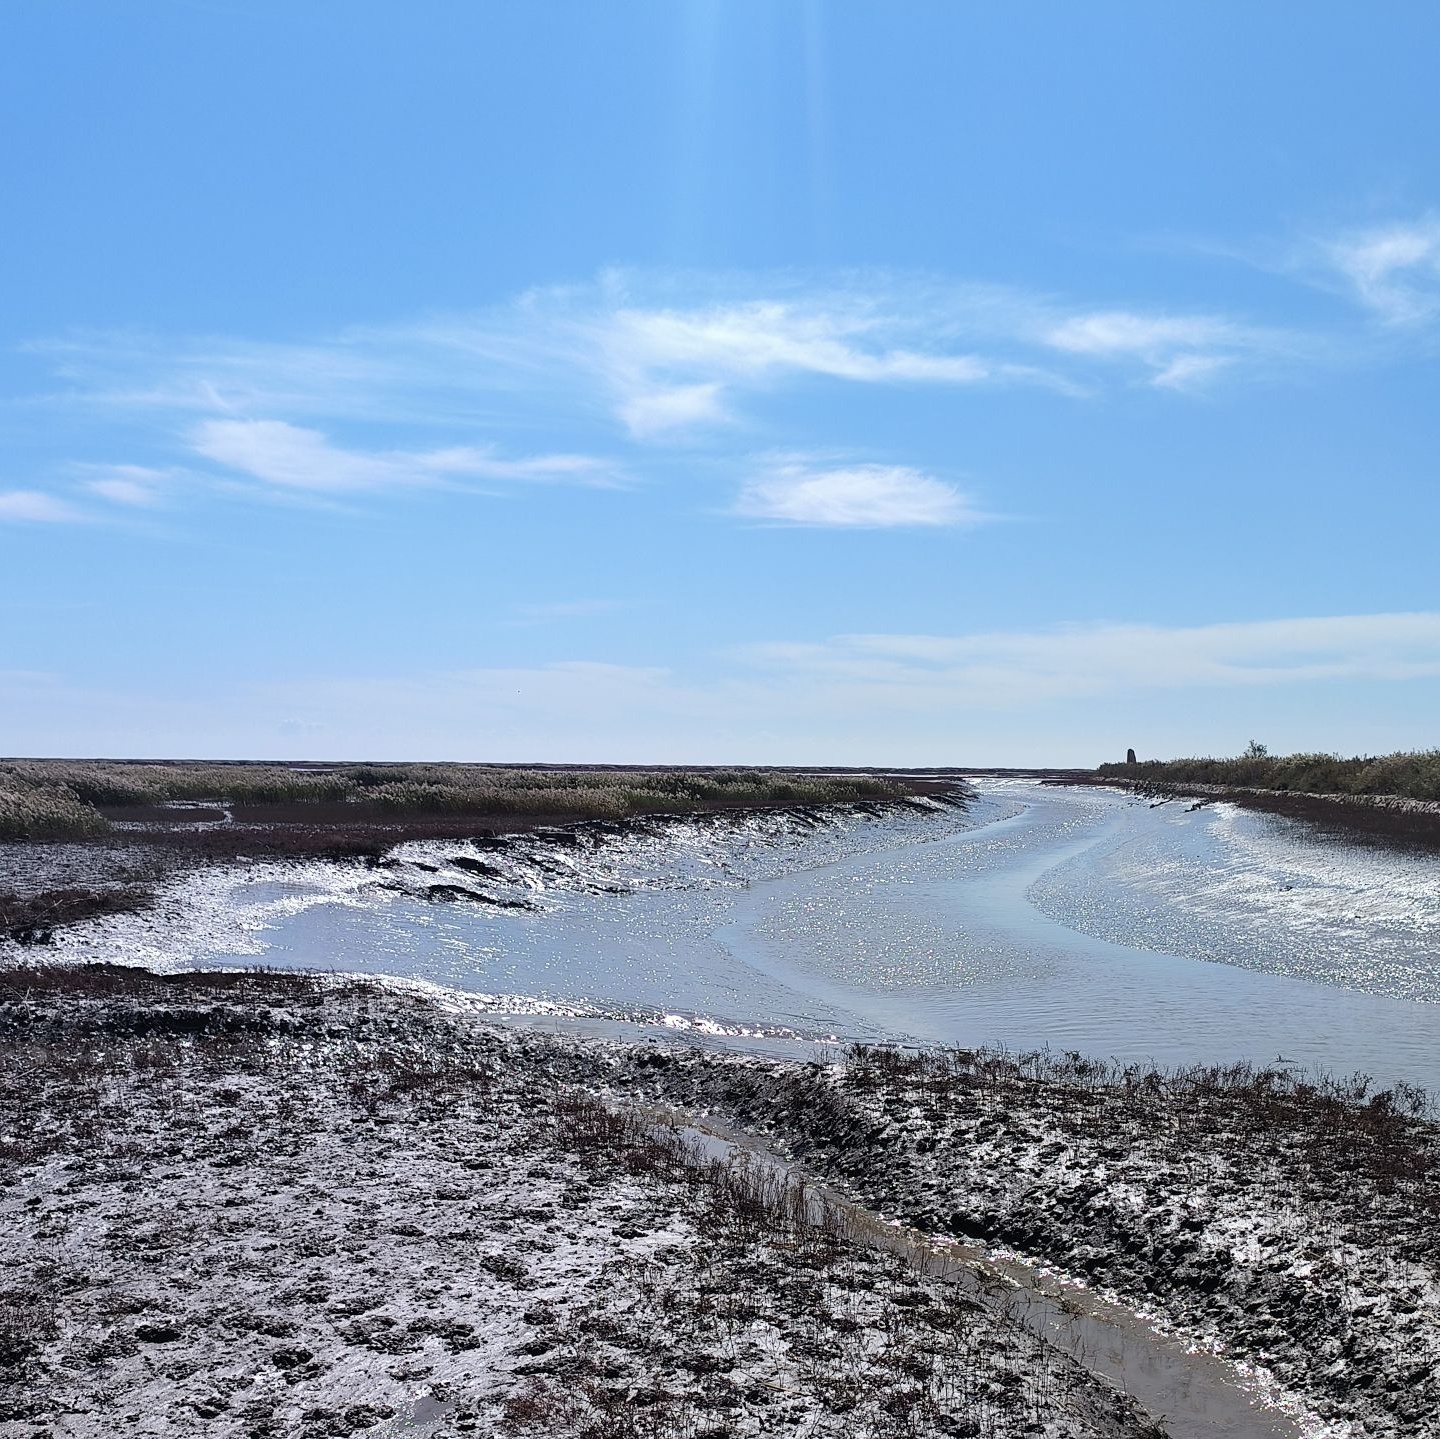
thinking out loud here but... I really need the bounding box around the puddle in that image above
[385,1392,456,1435]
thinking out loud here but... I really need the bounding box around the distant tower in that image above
[1126,748,1138,765]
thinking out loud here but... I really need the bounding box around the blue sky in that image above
[3,1,1439,764]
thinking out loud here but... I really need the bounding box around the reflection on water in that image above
[44,782,1440,1090]
[1029,791,1440,1000]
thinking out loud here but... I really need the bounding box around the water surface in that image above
[47,782,1440,1089]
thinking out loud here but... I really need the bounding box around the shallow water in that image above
[40,782,1440,1089]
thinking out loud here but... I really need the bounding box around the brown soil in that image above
[0,887,154,944]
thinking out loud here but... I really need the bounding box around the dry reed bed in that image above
[0,762,910,843]
[1,764,933,943]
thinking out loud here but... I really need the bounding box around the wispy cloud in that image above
[0,490,87,523]
[31,271,1298,447]
[1149,353,1233,390]
[593,291,1068,437]
[189,418,622,494]
[10,265,1343,534]
[735,456,982,528]
[1044,311,1234,356]
[1041,309,1268,390]
[609,297,988,392]
[740,612,1440,706]
[1321,215,1440,325]
[78,464,175,508]
[618,381,727,437]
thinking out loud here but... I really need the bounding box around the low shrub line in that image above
[1097,747,1440,802]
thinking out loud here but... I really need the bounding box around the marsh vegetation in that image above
[0,762,925,941]
[1099,747,1440,801]
[1093,747,1440,848]
[0,760,910,843]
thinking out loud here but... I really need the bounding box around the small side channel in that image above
[658,1113,1318,1439]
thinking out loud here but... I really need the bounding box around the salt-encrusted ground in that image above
[0,968,1160,1439]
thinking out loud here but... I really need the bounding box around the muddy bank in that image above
[1063,776,1440,850]
[1,966,1157,1439]
[0,783,961,945]
[597,1041,1438,1439]
[0,886,153,944]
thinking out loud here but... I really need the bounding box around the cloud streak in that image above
[740,612,1440,706]
[1322,216,1440,325]
[189,419,623,495]
[78,464,175,508]
[0,490,87,523]
[9,257,1387,531]
[30,269,1304,448]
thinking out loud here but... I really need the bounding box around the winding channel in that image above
[37,779,1439,1437]
[50,779,1440,1089]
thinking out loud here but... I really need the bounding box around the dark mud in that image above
[8,968,1435,1434]
[596,1043,1439,1439]
[0,783,957,942]
[0,886,154,944]
[1,966,1160,1439]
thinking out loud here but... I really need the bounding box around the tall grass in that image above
[1097,749,1440,801]
[0,779,112,842]
[0,760,907,835]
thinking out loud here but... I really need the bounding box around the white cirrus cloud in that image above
[29,277,1069,438]
[618,381,728,436]
[0,490,86,523]
[739,612,1440,706]
[1323,216,1440,325]
[79,463,175,507]
[735,458,982,528]
[19,267,1325,511]
[608,300,993,385]
[1044,311,1237,356]
[1042,309,1261,390]
[190,418,623,494]
[1150,354,1233,390]
[88,478,162,506]
[599,295,1000,438]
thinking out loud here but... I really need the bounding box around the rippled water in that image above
[40,783,1440,1089]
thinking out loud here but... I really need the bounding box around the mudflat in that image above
[5,965,1437,1438]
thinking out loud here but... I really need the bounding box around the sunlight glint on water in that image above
[52,782,1440,1090]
